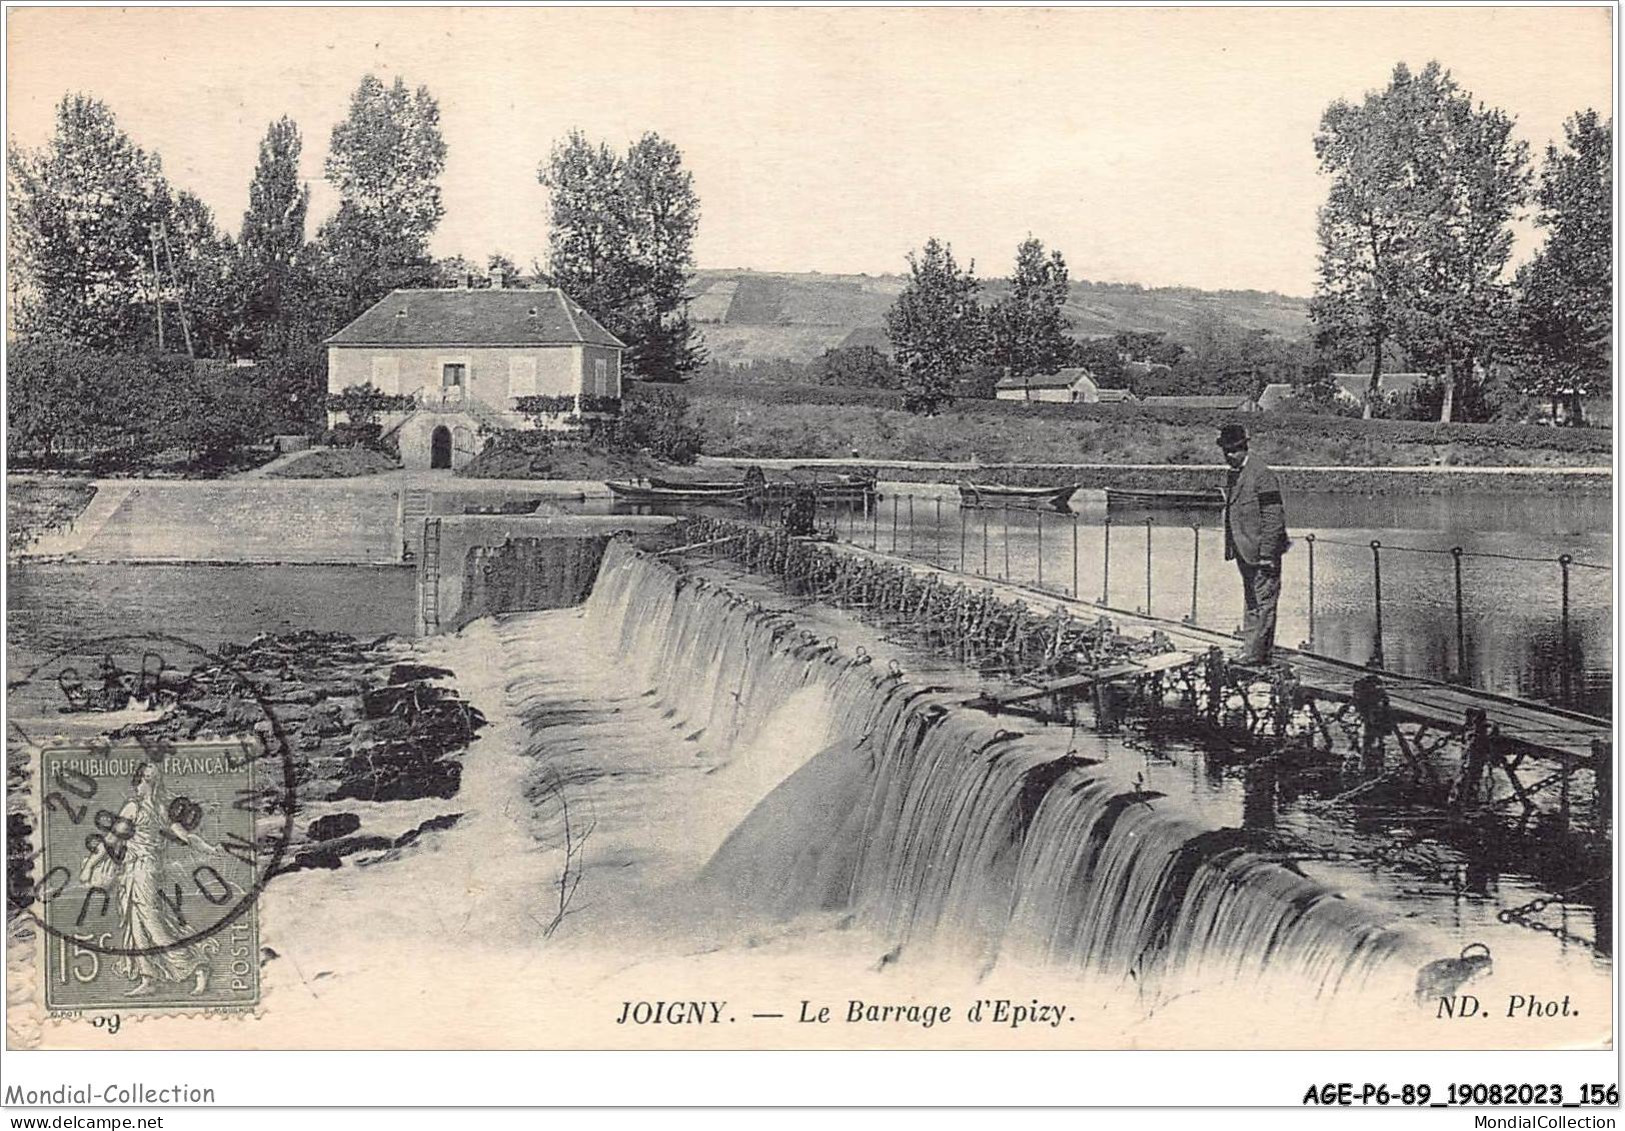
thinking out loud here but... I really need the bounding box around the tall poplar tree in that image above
[987,236,1073,382]
[238,116,312,356]
[1511,110,1612,425]
[884,238,985,413]
[539,130,705,381]
[314,74,447,328]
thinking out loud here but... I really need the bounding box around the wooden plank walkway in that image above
[833,542,1612,767]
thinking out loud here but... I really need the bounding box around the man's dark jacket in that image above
[1223,457,1289,564]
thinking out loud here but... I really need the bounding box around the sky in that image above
[5,6,1614,296]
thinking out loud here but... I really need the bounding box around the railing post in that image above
[1036,507,1045,589]
[1559,553,1573,707]
[1451,546,1466,683]
[872,493,879,549]
[1098,514,1112,607]
[1002,504,1011,580]
[959,500,967,571]
[1305,533,1317,651]
[1184,523,1200,625]
[1071,511,1080,599]
[982,507,989,575]
[908,494,916,556]
[1369,539,1385,669]
[891,496,899,553]
[1144,516,1153,616]
[934,496,942,564]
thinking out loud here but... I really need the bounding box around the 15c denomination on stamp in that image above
[36,738,262,1013]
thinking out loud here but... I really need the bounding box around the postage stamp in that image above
[33,737,263,1014]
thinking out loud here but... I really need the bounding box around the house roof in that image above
[326,288,625,349]
[1141,395,1256,410]
[994,367,1097,391]
[1330,371,1431,402]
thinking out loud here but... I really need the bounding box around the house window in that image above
[370,356,399,394]
[594,358,609,398]
[509,357,538,397]
[442,363,466,389]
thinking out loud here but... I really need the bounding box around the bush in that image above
[613,386,703,464]
[320,422,384,449]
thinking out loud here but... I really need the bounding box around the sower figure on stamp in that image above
[1219,423,1290,665]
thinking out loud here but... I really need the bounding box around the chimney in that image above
[490,266,506,290]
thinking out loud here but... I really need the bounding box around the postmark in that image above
[8,634,298,1021]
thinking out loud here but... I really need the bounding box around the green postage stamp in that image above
[34,739,263,1014]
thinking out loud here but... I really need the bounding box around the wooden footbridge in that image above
[659,517,1613,839]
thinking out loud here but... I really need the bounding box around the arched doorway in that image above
[430,425,452,469]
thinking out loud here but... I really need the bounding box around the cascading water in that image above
[583,540,1425,1006]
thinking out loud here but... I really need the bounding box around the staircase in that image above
[420,516,442,633]
[399,487,433,562]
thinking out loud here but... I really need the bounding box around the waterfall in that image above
[583,541,1424,1003]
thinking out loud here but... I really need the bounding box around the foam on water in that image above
[572,542,1430,1006]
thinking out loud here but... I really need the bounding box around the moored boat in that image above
[606,480,749,505]
[957,482,1079,509]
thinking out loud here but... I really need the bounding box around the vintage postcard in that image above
[3,1,1615,1084]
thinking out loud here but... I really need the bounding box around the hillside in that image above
[688,269,1310,364]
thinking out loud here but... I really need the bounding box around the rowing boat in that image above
[606,480,748,505]
[957,482,1079,509]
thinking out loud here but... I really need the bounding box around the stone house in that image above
[993,368,1104,404]
[326,286,625,470]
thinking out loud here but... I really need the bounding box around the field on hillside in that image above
[687,269,1309,363]
[678,381,1612,469]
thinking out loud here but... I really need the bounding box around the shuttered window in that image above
[594,358,609,398]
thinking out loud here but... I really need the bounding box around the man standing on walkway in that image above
[1219,423,1289,664]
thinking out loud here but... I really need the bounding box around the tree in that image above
[314,75,447,329]
[884,238,985,413]
[7,94,167,349]
[1310,62,1529,421]
[1510,110,1612,425]
[155,189,238,358]
[987,236,1073,382]
[237,116,313,357]
[810,345,901,389]
[539,130,706,381]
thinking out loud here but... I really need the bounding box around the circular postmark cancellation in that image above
[10,633,297,1009]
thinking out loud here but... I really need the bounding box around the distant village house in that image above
[1329,371,1432,410]
[326,277,624,470]
[993,368,1135,405]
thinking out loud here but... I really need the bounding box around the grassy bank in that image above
[6,478,96,555]
[683,381,1612,469]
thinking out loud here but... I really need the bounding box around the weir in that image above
[580,536,1429,1005]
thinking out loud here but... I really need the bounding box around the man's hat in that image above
[1216,423,1249,451]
